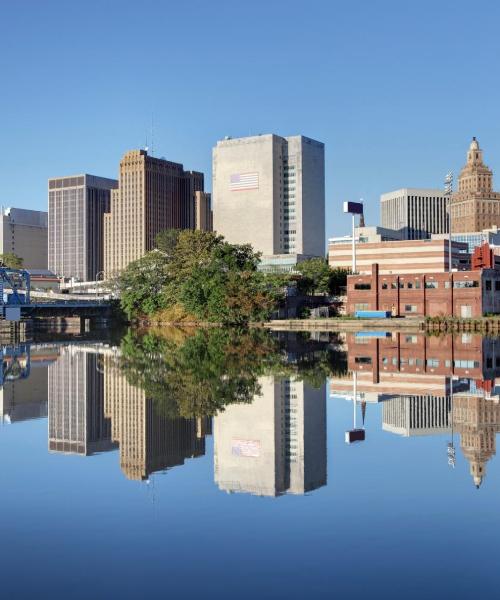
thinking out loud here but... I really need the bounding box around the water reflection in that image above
[3,328,500,493]
[330,331,500,487]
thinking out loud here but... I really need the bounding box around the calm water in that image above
[1,328,499,599]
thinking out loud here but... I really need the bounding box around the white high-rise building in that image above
[380,188,449,240]
[213,134,325,267]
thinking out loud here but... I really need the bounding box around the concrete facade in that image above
[381,188,448,239]
[328,238,469,275]
[104,150,204,276]
[194,191,213,231]
[213,134,325,258]
[328,225,401,248]
[450,137,500,233]
[48,174,117,281]
[0,207,48,270]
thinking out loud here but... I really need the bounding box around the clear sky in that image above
[1,0,499,237]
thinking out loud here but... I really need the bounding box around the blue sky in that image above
[1,0,499,237]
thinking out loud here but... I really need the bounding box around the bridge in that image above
[0,267,113,322]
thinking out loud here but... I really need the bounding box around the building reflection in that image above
[452,394,500,488]
[102,355,211,481]
[0,345,57,424]
[48,345,117,455]
[331,331,500,487]
[214,376,326,497]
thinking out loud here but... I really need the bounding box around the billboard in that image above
[343,201,364,215]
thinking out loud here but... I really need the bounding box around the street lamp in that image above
[343,200,364,274]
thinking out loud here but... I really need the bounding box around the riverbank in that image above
[265,317,424,331]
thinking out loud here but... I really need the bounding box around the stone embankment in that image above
[266,317,423,331]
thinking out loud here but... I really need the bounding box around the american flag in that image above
[229,172,259,191]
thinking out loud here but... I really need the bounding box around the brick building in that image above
[347,263,500,317]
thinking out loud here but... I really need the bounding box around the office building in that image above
[328,225,401,248]
[0,207,48,270]
[380,188,448,239]
[328,238,469,275]
[195,191,213,231]
[48,174,117,281]
[104,149,204,275]
[450,138,500,233]
[432,226,500,253]
[213,134,325,264]
[48,346,116,455]
[214,376,326,497]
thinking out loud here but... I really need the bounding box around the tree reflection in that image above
[118,327,346,418]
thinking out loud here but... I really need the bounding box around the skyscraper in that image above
[0,207,48,270]
[380,188,449,239]
[104,149,204,275]
[212,134,325,264]
[194,191,213,231]
[449,137,500,233]
[214,376,326,497]
[48,174,118,281]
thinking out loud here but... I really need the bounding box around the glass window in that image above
[355,357,372,365]
[425,281,438,289]
[354,283,371,290]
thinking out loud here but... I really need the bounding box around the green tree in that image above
[328,267,350,295]
[0,253,23,269]
[179,242,280,324]
[296,258,331,295]
[117,250,171,319]
[155,229,180,256]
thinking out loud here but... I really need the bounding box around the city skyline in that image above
[2,1,500,239]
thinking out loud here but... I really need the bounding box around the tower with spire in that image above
[450,137,500,233]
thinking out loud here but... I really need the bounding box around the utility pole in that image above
[444,172,454,272]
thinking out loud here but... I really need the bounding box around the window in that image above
[425,281,438,289]
[354,283,371,290]
[355,357,372,365]
[405,305,417,313]
[454,359,480,368]
[427,358,440,367]
[415,280,421,289]
[454,280,479,288]
[485,280,492,291]
[407,282,413,289]
[354,303,369,311]
[391,282,398,289]
[405,335,417,343]
[381,283,388,290]
[496,281,500,291]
